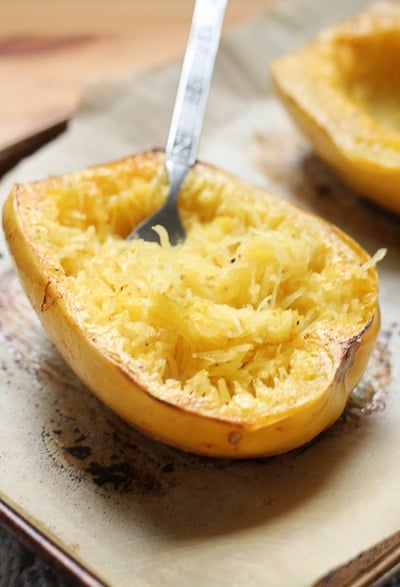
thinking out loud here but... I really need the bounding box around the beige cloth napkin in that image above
[1,0,399,585]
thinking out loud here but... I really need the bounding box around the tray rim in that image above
[0,496,107,587]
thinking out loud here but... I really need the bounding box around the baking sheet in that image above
[0,0,399,585]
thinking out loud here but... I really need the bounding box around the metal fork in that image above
[127,0,227,245]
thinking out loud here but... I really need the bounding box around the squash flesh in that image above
[2,151,381,456]
[339,31,400,133]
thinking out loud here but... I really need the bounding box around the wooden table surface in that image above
[0,0,266,171]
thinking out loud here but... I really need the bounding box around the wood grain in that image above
[0,0,267,159]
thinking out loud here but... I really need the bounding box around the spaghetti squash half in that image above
[2,150,381,457]
[271,2,400,215]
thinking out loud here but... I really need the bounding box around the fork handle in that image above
[165,0,227,169]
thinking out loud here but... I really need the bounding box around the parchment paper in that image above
[1,0,399,585]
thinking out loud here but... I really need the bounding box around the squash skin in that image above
[270,3,400,215]
[2,152,380,458]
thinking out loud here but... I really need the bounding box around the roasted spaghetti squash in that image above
[271,2,400,215]
[2,151,382,457]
